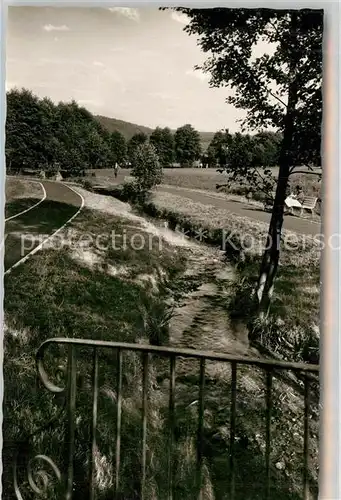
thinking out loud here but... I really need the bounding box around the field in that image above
[88,167,322,202]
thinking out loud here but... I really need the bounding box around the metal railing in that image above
[13,337,319,500]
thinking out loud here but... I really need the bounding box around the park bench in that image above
[265,195,319,217]
[285,195,318,217]
[300,196,318,216]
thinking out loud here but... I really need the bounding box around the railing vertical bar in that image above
[115,349,123,494]
[229,362,237,500]
[197,358,205,499]
[65,345,77,500]
[141,352,149,500]
[303,374,311,499]
[89,347,99,500]
[265,369,273,500]
[167,355,176,500]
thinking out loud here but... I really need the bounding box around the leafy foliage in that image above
[130,142,163,202]
[174,124,202,167]
[175,8,322,151]
[166,7,322,169]
[109,130,127,164]
[95,114,215,151]
[6,89,55,172]
[127,132,148,163]
[5,88,127,176]
[150,127,175,167]
[166,7,323,313]
[215,132,279,199]
[253,131,282,167]
[206,129,232,167]
[208,129,281,175]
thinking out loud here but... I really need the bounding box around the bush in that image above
[251,190,267,202]
[121,181,148,204]
[82,179,93,191]
[131,143,163,194]
[109,184,125,199]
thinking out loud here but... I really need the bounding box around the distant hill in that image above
[199,132,215,152]
[95,115,215,151]
[95,115,153,140]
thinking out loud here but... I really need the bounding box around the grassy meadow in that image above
[87,167,322,203]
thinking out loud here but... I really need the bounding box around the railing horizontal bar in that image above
[37,338,319,373]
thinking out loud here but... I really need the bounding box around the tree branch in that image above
[249,166,276,196]
[268,90,287,108]
[290,163,318,174]
[288,170,321,177]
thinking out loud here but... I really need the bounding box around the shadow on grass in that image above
[5,197,43,219]
[5,199,82,271]
[6,199,80,234]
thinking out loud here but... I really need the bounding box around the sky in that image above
[6,6,249,132]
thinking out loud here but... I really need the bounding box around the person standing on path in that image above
[114,162,119,179]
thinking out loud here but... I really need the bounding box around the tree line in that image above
[149,126,282,169]
[6,88,283,175]
[6,88,127,176]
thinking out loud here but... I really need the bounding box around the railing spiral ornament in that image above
[27,454,62,494]
[13,341,71,498]
[14,447,64,499]
[36,340,68,394]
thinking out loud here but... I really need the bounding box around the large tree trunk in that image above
[256,12,299,317]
